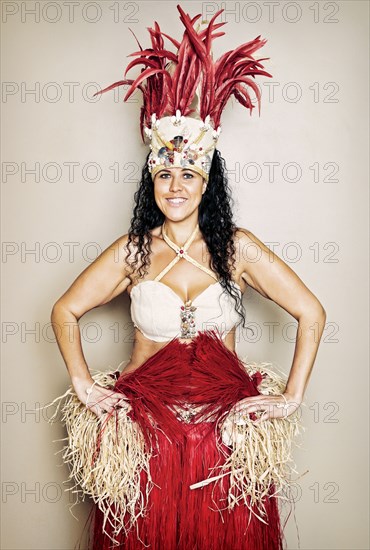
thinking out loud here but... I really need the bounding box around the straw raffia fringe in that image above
[201,357,306,526]
[44,360,305,542]
[44,369,154,544]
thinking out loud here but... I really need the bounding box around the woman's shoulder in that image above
[233,226,267,248]
[110,227,163,277]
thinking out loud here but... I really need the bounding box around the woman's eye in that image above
[159,172,193,179]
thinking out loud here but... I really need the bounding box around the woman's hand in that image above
[73,378,132,418]
[230,392,302,424]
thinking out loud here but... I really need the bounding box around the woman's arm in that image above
[51,233,134,416]
[234,228,326,420]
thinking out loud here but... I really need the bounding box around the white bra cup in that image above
[130,280,241,343]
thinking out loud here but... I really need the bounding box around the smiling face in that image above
[153,167,207,221]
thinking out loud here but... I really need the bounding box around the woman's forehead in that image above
[154,168,203,179]
[157,167,196,173]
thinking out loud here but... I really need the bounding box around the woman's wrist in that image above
[71,374,94,390]
[284,388,303,404]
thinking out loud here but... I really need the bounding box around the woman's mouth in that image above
[166,198,188,207]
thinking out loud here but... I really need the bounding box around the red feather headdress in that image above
[94,4,272,181]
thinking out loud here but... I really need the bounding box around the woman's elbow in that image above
[51,299,69,322]
[298,298,326,322]
[315,298,327,319]
[311,300,327,322]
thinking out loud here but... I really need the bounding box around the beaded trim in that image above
[173,404,211,424]
[180,300,197,338]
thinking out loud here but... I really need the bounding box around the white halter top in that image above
[130,224,241,343]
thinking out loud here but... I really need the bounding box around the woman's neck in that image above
[162,219,200,247]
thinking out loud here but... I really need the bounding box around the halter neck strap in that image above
[161,222,199,254]
[154,223,218,282]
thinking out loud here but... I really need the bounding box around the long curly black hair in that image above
[124,149,247,328]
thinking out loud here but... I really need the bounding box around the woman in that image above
[50,6,326,549]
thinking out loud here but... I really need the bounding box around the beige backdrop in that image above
[1,1,369,549]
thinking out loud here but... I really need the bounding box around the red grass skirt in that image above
[86,331,286,550]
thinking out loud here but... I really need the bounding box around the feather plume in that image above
[93,4,272,141]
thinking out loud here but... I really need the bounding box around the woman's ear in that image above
[202,180,207,194]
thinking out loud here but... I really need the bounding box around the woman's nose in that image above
[168,175,183,191]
